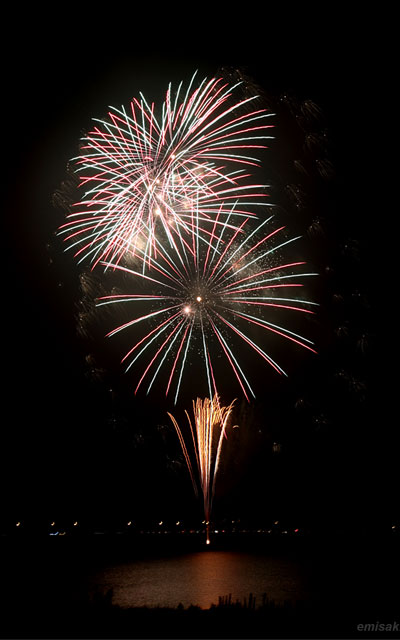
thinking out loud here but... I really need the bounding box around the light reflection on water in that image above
[89,551,310,609]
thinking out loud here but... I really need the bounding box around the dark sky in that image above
[2,17,393,531]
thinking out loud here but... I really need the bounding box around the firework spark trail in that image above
[96,212,318,403]
[58,73,274,269]
[168,395,236,543]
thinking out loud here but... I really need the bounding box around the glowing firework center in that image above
[182,287,214,320]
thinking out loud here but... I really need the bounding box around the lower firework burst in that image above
[97,213,318,403]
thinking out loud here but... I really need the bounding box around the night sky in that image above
[2,16,393,535]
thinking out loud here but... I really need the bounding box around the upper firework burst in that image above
[58,72,274,269]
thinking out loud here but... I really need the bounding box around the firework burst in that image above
[57,72,274,269]
[96,213,318,404]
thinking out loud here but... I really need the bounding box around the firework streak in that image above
[168,396,236,542]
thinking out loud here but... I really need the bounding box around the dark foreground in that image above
[2,597,398,640]
[3,590,396,640]
[0,532,399,639]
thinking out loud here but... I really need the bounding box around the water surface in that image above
[88,550,311,609]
